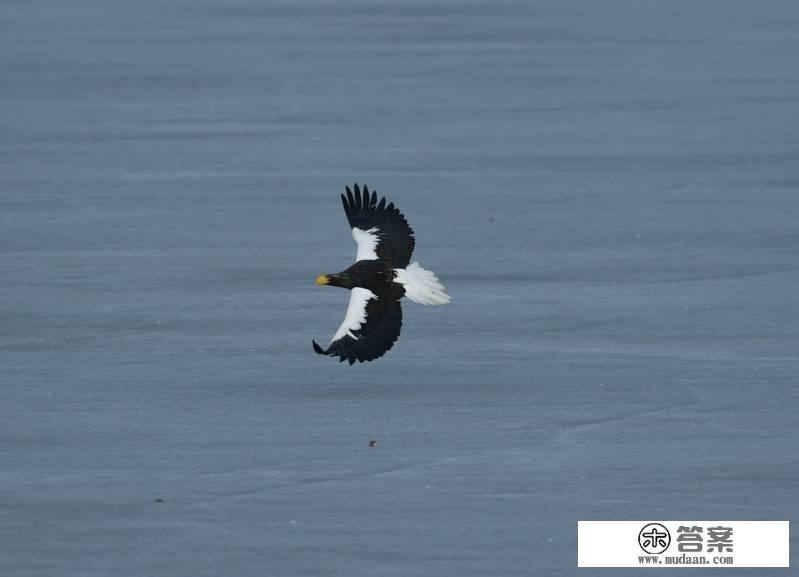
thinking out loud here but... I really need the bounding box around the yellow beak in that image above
[315,275,330,285]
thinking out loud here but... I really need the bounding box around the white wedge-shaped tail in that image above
[394,262,451,305]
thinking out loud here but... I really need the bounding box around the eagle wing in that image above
[313,287,403,365]
[342,183,415,268]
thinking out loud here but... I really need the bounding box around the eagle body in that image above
[320,259,403,296]
[313,184,450,364]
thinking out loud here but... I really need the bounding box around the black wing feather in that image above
[345,186,355,214]
[342,183,416,268]
[312,295,403,365]
[353,183,362,212]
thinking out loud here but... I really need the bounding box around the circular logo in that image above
[638,523,671,554]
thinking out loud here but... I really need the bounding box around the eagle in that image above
[313,184,450,364]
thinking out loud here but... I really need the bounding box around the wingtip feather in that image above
[353,183,361,211]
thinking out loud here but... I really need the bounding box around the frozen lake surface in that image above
[1,1,797,575]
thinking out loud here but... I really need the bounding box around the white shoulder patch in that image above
[332,287,377,342]
[352,227,379,261]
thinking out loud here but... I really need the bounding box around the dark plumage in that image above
[313,184,450,364]
[341,185,416,269]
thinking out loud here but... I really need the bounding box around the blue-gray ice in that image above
[1,1,797,575]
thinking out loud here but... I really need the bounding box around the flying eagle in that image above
[313,184,450,364]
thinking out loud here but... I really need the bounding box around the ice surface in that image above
[1,1,797,575]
